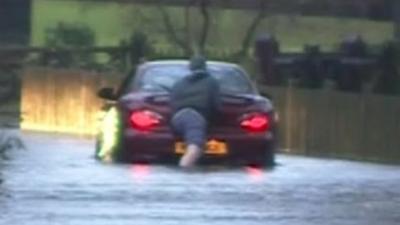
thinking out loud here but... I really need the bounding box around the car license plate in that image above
[175,140,227,155]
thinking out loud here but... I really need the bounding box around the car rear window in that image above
[135,64,255,94]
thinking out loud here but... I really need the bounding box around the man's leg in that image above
[178,110,207,168]
[179,144,202,168]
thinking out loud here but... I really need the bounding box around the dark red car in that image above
[95,60,278,167]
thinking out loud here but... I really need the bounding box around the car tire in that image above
[247,149,275,168]
[265,149,275,168]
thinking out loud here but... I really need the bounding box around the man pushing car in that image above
[170,55,222,168]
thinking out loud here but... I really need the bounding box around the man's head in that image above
[189,55,207,72]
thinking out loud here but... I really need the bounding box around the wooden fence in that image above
[21,68,119,135]
[260,85,400,163]
[21,68,400,163]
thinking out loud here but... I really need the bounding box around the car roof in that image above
[138,60,241,69]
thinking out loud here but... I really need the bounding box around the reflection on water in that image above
[244,166,265,183]
[130,164,151,183]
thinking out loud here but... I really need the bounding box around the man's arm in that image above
[170,79,186,111]
[210,78,222,114]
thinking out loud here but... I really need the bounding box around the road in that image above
[1,132,400,225]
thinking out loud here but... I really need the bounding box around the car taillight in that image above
[130,110,162,131]
[240,113,270,133]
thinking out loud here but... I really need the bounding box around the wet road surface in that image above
[1,132,400,225]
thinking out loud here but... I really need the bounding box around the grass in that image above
[32,0,394,52]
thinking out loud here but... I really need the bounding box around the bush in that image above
[43,22,96,67]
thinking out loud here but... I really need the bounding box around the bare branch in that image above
[198,0,210,55]
[183,1,196,55]
[235,0,268,60]
[157,4,191,55]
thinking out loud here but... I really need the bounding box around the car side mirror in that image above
[97,87,117,101]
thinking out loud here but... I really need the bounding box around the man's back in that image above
[169,55,222,168]
[171,71,220,121]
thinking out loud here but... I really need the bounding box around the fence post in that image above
[337,35,368,92]
[254,35,279,85]
[285,79,295,152]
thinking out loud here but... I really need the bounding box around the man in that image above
[170,55,221,168]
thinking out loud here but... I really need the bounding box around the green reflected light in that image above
[97,107,119,161]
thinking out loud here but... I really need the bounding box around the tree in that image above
[394,0,400,40]
[198,0,210,54]
[157,3,193,55]
[233,0,268,61]
[156,0,211,55]
[156,0,268,58]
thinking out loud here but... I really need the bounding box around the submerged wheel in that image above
[265,149,276,167]
[247,149,275,168]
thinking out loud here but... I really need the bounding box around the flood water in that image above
[1,132,400,225]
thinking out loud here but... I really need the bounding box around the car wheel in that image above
[265,149,275,167]
[247,150,275,168]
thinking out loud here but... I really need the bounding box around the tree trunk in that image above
[234,0,267,61]
[184,3,193,55]
[394,1,400,40]
[198,0,210,55]
[157,5,192,56]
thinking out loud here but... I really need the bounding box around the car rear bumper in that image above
[121,129,276,164]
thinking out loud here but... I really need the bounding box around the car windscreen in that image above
[135,64,255,94]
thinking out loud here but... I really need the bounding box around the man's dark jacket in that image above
[170,70,221,121]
